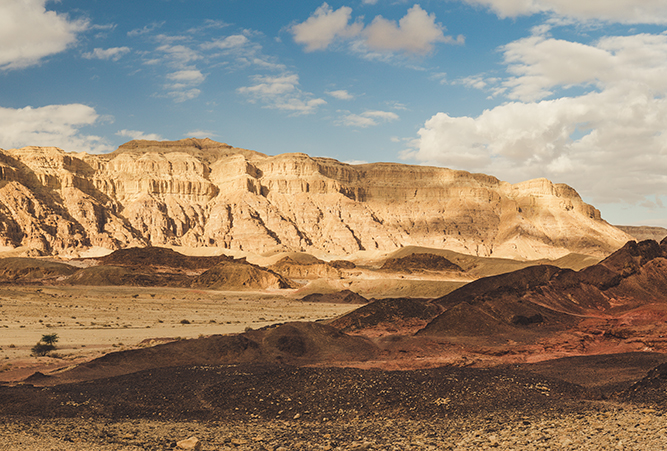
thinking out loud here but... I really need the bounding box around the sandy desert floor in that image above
[0,285,358,382]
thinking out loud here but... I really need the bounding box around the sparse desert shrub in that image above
[31,342,55,356]
[31,333,59,357]
[180,319,191,325]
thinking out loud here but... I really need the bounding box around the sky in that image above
[1,0,667,227]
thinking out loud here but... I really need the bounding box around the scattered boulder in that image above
[176,436,201,450]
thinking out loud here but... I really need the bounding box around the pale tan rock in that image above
[0,138,633,259]
[176,436,201,450]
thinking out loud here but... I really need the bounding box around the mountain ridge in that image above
[0,138,632,259]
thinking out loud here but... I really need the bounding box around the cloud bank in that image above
[408,31,667,205]
[0,0,88,70]
[0,104,112,153]
[463,0,667,24]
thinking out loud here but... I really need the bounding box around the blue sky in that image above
[2,0,667,227]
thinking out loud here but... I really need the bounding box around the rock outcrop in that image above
[0,138,632,259]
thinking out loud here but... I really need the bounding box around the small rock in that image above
[176,436,201,450]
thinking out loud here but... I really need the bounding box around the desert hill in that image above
[0,138,631,259]
[617,225,667,242]
[323,238,667,360]
[0,247,294,290]
[419,238,667,339]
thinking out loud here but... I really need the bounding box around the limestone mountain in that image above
[0,138,631,258]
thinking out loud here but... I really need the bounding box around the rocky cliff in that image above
[0,138,631,259]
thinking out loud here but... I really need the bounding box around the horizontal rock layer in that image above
[0,138,631,258]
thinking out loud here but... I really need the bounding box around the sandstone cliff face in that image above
[0,138,631,259]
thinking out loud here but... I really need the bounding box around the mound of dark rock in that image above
[381,253,462,273]
[300,289,368,304]
[36,322,376,385]
[330,298,443,334]
[0,257,76,283]
[96,246,232,270]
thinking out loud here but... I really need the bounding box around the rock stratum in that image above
[0,138,631,259]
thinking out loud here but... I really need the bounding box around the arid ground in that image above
[0,285,356,383]
[4,242,667,450]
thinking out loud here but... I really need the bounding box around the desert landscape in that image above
[1,139,667,449]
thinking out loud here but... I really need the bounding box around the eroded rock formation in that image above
[0,138,631,258]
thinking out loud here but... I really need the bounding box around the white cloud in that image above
[408,31,667,205]
[0,0,88,70]
[364,5,461,54]
[201,35,249,50]
[290,3,362,52]
[430,72,448,84]
[291,3,461,55]
[116,129,163,141]
[82,47,131,61]
[0,104,112,153]
[127,22,164,37]
[239,74,299,97]
[462,0,667,24]
[326,89,354,100]
[156,44,201,65]
[238,74,326,115]
[167,88,202,103]
[337,109,399,127]
[501,33,667,101]
[166,69,206,84]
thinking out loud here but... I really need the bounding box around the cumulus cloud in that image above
[166,68,206,84]
[82,47,131,61]
[290,3,362,52]
[0,104,112,153]
[364,5,463,54]
[462,0,667,23]
[501,33,667,101]
[116,129,163,141]
[291,3,462,55]
[326,89,354,100]
[337,110,399,127]
[408,31,667,205]
[238,74,326,115]
[0,0,88,70]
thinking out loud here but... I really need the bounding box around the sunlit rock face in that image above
[0,138,631,258]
